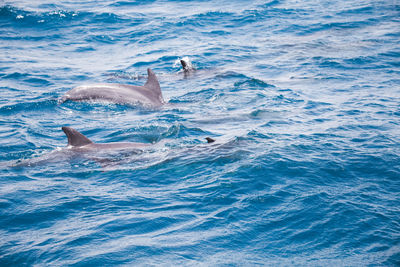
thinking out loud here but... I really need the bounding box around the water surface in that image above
[1,0,400,265]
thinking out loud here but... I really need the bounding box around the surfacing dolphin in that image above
[60,68,164,107]
[62,126,214,152]
[61,126,150,151]
[12,127,216,168]
[180,58,195,73]
[12,127,152,168]
[178,57,196,78]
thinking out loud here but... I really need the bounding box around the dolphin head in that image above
[180,57,195,73]
[180,59,189,71]
[205,137,215,143]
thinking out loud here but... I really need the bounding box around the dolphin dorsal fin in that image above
[144,68,163,100]
[62,127,93,147]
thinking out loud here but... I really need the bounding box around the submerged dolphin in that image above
[61,126,150,151]
[13,127,152,167]
[60,68,164,107]
[62,126,215,151]
[12,126,216,168]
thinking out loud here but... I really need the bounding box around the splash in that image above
[173,56,195,71]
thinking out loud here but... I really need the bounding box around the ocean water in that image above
[1,0,400,265]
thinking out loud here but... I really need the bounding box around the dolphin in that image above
[60,68,164,107]
[61,126,150,151]
[12,127,216,168]
[12,127,152,167]
[62,126,215,152]
[180,59,194,72]
[179,57,196,77]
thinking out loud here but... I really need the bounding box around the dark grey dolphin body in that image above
[60,68,164,107]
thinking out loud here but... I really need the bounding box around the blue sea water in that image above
[1,0,400,265]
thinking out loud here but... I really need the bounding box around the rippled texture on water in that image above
[1,0,400,265]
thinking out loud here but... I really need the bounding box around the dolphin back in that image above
[62,127,93,147]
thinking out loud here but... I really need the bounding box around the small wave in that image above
[214,71,248,79]
[176,11,236,28]
[0,4,132,30]
[177,88,220,103]
[2,72,52,87]
[0,5,79,27]
[0,99,58,116]
[108,0,157,7]
[160,123,208,140]
[234,78,275,90]
[289,17,382,37]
